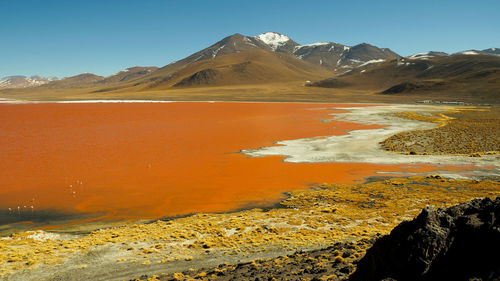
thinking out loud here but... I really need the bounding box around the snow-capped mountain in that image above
[457,50,483,55]
[292,42,349,68]
[454,49,500,56]
[0,32,404,91]
[174,32,401,70]
[407,51,449,59]
[254,32,400,68]
[254,32,299,53]
[0,75,58,89]
[482,48,500,55]
[407,49,500,60]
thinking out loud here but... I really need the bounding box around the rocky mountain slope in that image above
[255,32,400,69]
[483,47,500,55]
[93,49,332,92]
[310,52,500,102]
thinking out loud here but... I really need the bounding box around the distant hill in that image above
[97,67,158,84]
[0,75,57,89]
[38,67,159,89]
[42,73,104,89]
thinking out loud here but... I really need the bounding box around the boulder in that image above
[350,197,500,281]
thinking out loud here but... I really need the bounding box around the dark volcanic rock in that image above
[379,80,446,95]
[173,69,221,87]
[350,197,500,281]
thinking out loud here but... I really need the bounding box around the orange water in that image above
[0,102,448,223]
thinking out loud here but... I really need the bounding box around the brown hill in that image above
[31,67,158,90]
[310,54,500,102]
[97,67,158,84]
[42,73,104,89]
[94,49,333,92]
[342,43,399,63]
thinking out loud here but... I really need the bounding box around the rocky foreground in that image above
[141,197,499,281]
[352,196,500,281]
[140,238,375,281]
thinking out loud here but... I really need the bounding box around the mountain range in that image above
[0,32,401,90]
[0,75,58,89]
[311,51,500,102]
[0,32,499,103]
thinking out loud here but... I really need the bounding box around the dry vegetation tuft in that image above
[381,107,500,155]
[0,177,498,279]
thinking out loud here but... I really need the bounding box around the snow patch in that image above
[408,52,433,59]
[212,45,225,58]
[460,51,479,55]
[301,42,330,48]
[255,32,291,51]
[294,42,331,52]
[358,59,385,67]
[26,231,63,242]
[242,37,258,48]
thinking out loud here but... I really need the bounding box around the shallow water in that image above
[0,102,452,229]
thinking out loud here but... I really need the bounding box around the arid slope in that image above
[310,54,500,103]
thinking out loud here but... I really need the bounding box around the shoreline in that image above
[243,104,500,178]
[2,176,499,280]
[0,98,386,105]
[1,102,498,235]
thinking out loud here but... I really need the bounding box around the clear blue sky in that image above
[1,0,499,78]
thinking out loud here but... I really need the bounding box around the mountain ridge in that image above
[309,52,500,102]
[1,32,499,104]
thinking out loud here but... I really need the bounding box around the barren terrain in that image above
[382,107,500,156]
